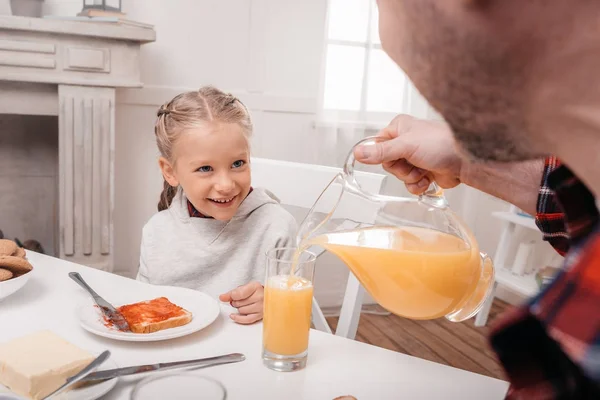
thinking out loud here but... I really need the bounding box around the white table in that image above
[0,252,509,399]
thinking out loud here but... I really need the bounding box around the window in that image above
[320,0,421,124]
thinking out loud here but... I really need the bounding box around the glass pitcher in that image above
[296,136,495,322]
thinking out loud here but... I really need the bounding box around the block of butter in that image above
[0,330,94,400]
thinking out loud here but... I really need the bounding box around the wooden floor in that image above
[326,300,511,380]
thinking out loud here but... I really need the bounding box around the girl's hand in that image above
[219,281,264,324]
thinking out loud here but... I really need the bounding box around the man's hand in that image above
[354,114,464,194]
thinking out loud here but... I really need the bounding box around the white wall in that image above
[43,0,560,308]
[42,0,326,268]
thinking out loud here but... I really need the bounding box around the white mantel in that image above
[0,15,155,271]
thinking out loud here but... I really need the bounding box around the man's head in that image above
[377,0,600,162]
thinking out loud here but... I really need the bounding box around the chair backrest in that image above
[251,157,387,214]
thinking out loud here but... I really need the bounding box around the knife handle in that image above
[159,353,246,370]
[69,272,102,301]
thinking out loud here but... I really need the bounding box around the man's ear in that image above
[158,157,179,187]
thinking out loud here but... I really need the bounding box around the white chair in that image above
[251,157,387,339]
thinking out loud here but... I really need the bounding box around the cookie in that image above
[0,240,17,257]
[0,268,13,282]
[0,255,33,274]
[11,247,26,259]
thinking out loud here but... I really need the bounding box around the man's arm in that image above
[355,115,545,215]
[463,157,571,255]
[460,159,544,216]
[354,116,570,253]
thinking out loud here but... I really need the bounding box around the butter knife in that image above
[42,350,111,399]
[69,272,131,332]
[81,353,246,382]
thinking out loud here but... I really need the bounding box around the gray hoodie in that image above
[136,187,297,299]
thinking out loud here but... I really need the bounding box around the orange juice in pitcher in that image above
[295,136,495,323]
[301,226,481,320]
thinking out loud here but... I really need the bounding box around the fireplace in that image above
[0,114,58,255]
[0,15,155,271]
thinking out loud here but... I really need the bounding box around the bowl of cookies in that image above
[0,239,34,302]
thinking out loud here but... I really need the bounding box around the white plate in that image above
[0,358,118,400]
[76,286,220,342]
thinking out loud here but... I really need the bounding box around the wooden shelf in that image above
[495,266,539,297]
[491,211,538,231]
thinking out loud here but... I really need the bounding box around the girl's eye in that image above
[232,160,246,169]
[197,166,213,173]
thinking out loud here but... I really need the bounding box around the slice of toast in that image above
[117,297,192,334]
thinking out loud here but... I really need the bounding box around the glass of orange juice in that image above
[262,247,316,372]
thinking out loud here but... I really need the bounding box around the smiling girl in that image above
[136,87,297,324]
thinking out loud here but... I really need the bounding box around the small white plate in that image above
[76,286,220,342]
[0,358,118,400]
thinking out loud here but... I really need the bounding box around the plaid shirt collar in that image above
[187,187,254,218]
[490,157,600,399]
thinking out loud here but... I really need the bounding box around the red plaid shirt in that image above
[489,156,600,399]
[187,200,212,218]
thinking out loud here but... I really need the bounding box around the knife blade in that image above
[69,272,131,332]
[81,353,246,382]
[42,350,111,399]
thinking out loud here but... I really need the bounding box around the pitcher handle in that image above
[345,135,447,207]
[445,252,495,323]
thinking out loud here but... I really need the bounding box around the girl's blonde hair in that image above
[155,86,253,211]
